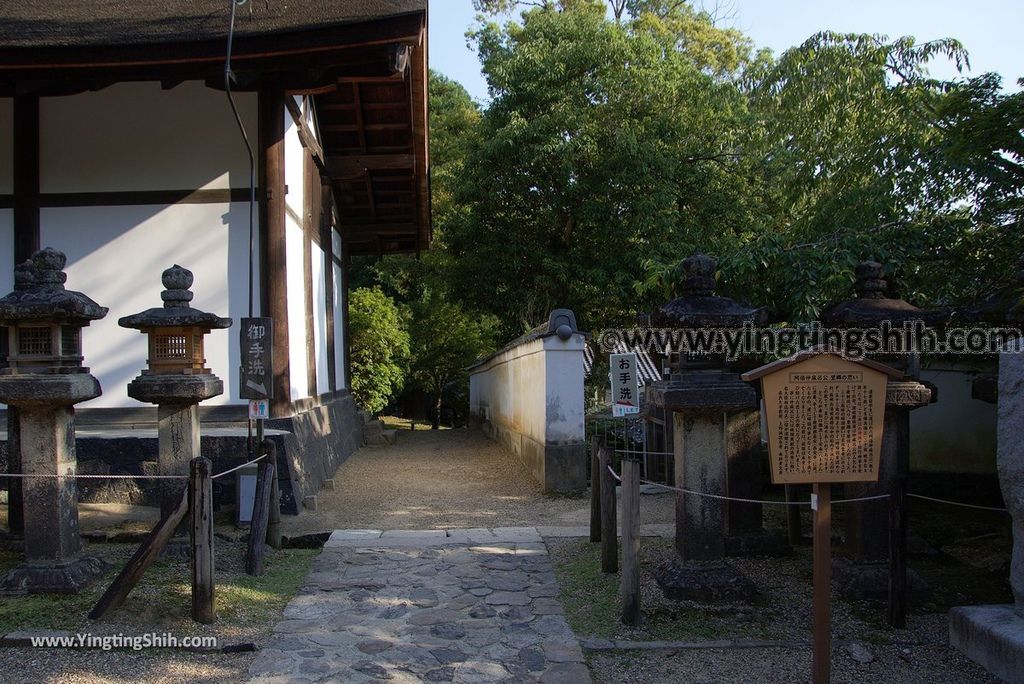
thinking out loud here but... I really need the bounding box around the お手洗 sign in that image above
[610,353,640,417]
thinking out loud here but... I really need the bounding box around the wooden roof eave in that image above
[0,13,424,95]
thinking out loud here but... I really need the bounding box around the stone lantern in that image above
[647,253,769,601]
[0,248,107,593]
[821,260,946,598]
[119,265,231,517]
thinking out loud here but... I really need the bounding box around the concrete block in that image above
[324,529,383,548]
[950,604,1024,683]
[302,495,317,512]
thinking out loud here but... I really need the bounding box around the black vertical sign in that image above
[240,317,274,400]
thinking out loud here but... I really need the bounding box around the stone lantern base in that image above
[0,556,107,594]
[653,559,757,603]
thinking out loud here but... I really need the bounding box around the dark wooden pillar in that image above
[259,86,291,418]
[8,93,40,537]
[13,94,40,262]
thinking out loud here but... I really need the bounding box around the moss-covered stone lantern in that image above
[0,248,108,593]
[646,252,770,603]
[118,265,231,517]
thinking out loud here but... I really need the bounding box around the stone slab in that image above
[251,532,591,684]
[950,604,1024,683]
[380,529,449,539]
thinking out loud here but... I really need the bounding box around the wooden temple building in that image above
[0,0,431,512]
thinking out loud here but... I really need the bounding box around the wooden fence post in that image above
[89,488,189,620]
[190,456,216,624]
[888,474,907,628]
[599,445,618,573]
[620,457,641,625]
[263,440,282,549]
[590,435,602,543]
[246,459,276,576]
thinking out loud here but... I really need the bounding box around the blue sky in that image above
[429,0,1024,103]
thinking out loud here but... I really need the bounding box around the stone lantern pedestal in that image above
[822,261,944,599]
[0,249,108,593]
[646,253,773,602]
[119,265,231,519]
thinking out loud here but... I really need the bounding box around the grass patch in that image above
[548,538,784,642]
[0,543,316,637]
[379,415,450,430]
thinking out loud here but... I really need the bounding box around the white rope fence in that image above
[606,461,1008,512]
[0,451,271,482]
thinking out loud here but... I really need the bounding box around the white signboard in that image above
[248,399,270,421]
[611,353,640,417]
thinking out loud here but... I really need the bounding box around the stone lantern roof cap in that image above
[118,264,232,330]
[653,253,767,328]
[821,260,949,327]
[0,248,107,324]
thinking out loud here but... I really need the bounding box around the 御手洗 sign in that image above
[240,317,273,400]
[742,351,899,485]
[611,353,640,417]
[248,399,270,421]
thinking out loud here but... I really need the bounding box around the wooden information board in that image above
[747,353,891,485]
[742,350,901,684]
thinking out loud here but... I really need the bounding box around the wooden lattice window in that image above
[18,326,52,356]
[61,326,80,356]
[153,334,188,360]
[0,326,8,368]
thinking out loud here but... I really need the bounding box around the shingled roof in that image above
[0,0,427,48]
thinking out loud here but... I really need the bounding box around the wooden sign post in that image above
[743,350,901,684]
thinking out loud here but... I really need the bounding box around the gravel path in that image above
[280,428,674,535]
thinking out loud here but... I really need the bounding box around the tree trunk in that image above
[432,391,442,430]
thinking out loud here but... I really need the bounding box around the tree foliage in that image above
[444,2,759,336]
[347,287,410,414]
[408,293,498,428]
[354,2,1023,410]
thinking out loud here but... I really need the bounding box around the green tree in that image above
[408,293,497,428]
[348,287,410,414]
[446,2,759,337]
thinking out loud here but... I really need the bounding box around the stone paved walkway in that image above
[248,527,592,684]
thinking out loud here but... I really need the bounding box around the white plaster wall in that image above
[0,98,11,194]
[911,362,998,473]
[311,242,329,393]
[285,222,308,401]
[284,101,309,401]
[469,339,548,447]
[332,260,346,390]
[470,333,587,448]
[331,229,346,390]
[40,203,257,408]
[39,82,257,193]
[544,335,587,444]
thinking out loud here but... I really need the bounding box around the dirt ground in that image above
[279,426,675,535]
